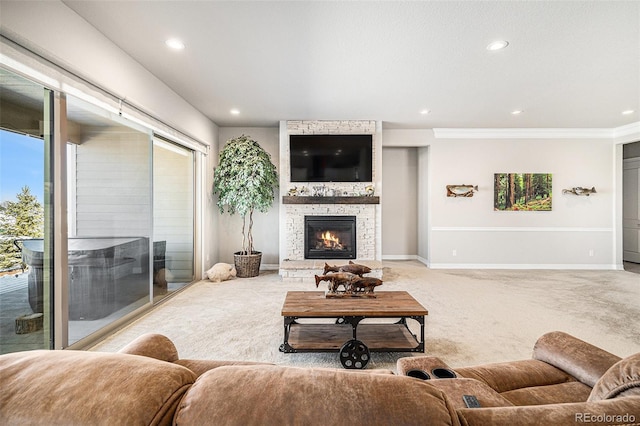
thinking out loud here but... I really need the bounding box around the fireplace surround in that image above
[304,216,356,259]
[280,120,382,280]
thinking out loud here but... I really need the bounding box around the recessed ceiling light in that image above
[230,109,240,115]
[622,109,634,115]
[487,40,509,51]
[165,38,185,50]
[420,109,430,115]
[511,110,523,115]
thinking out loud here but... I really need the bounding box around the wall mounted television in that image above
[289,134,373,182]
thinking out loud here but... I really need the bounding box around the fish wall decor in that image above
[562,187,597,196]
[446,184,478,197]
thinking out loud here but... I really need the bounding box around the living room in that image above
[1,1,639,424]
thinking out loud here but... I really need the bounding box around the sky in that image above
[0,129,44,204]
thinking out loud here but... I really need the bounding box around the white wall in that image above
[383,128,618,268]
[430,137,614,268]
[381,147,418,258]
[216,127,280,267]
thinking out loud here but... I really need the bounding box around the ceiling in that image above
[62,1,639,129]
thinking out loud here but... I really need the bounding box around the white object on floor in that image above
[206,263,237,282]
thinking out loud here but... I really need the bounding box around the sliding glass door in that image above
[65,96,153,345]
[0,69,53,353]
[153,138,194,298]
[1,66,199,352]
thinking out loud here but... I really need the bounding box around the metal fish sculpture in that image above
[315,272,362,293]
[562,187,597,196]
[323,261,372,277]
[446,184,478,197]
[351,277,383,294]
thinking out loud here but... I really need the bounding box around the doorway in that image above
[623,141,640,274]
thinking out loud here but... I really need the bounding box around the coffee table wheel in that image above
[339,339,370,369]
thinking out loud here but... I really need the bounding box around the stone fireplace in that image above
[279,120,382,280]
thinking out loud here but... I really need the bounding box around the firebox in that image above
[304,216,356,259]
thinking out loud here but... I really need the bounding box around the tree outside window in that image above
[0,186,44,271]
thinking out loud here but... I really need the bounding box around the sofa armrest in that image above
[117,333,180,362]
[0,350,196,426]
[397,356,451,376]
[589,352,640,401]
[456,396,640,426]
[532,331,620,387]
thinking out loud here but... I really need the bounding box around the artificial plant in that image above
[213,134,278,255]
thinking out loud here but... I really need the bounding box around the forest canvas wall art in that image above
[494,173,552,211]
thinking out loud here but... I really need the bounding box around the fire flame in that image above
[321,231,341,248]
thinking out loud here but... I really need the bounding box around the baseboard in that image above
[379,255,430,266]
[269,259,621,270]
[381,255,418,260]
[260,263,280,271]
[428,263,619,270]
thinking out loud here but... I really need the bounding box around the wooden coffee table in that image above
[279,291,428,369]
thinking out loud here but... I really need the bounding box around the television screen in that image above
[289,134,373,182]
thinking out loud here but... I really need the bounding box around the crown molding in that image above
[432,122,640,140]
[432,128,614,139]
[613,121,640,143]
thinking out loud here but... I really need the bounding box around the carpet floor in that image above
[90,260,640,372]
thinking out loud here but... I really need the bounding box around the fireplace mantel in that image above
[282,196,379,205]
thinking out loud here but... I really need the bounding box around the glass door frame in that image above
[2,66,202,351]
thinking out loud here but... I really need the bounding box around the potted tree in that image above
[213,135,278,277]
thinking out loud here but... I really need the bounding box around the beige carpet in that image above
[90,261,640,372]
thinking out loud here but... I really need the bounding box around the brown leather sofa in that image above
[0,333,455,425]
[397,331,640,425]
[1,331,638,425]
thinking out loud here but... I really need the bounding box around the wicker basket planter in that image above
[234,251,262,278]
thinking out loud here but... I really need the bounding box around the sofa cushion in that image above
[532,331,620,388]
[455,359,576,393]
[588,352,640,401]
[456,397,640,426]
[0,350,196,426]
[174,364,461,426]
[500,381,592,406]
